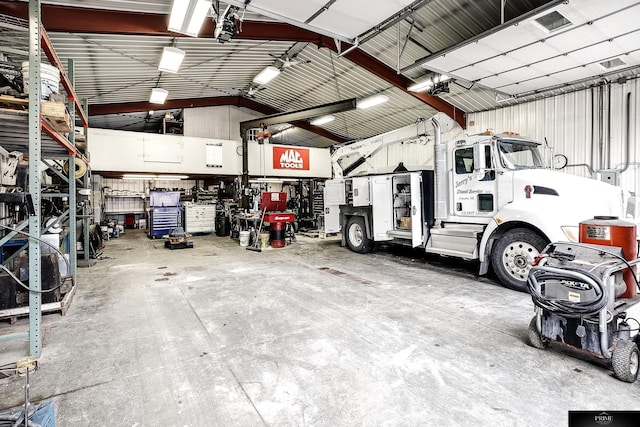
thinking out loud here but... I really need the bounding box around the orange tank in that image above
[579,216,637,298]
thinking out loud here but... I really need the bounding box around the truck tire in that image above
[491,228,547,292]
[612,340,639,383]
[345,216,373,254]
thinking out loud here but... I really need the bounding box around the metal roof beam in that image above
[318,36,465,128]
[0,2,465,127]
[88,96,350,144]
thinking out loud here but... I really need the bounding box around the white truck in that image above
[323,113,624,291]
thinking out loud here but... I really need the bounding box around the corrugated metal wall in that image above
[467,79,639,194]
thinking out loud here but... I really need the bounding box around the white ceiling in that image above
[225,0,418,41]
[421,0,640,97]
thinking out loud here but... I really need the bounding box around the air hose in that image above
[527,265,608,318]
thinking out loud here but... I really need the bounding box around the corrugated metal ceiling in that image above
[4,0,634,147]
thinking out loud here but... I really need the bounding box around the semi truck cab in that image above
[324,117,624,292]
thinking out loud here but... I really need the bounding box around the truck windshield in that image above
[498,139,545,170]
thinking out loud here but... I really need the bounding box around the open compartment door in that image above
[411,172,423,247]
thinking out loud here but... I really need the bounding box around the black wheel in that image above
[345,216,373,254]
[491,228,547,292]
[528,316,549,349]
[612,340,639,383]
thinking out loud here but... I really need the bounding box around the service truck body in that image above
[324,114,623,291]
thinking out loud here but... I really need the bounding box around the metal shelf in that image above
[0,2,89,361]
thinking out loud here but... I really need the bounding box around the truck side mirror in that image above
[473,143,491,180]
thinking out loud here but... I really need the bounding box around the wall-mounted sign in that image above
[273,146,309,170]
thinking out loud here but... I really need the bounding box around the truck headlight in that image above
[561,226,579,242]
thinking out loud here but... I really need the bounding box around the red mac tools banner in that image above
[273,146,310,170]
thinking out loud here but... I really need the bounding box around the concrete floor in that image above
[1,230,639,426]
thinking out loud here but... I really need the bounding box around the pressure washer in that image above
[527,217,640,383]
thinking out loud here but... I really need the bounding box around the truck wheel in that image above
[528,316,549,349]
[612,340,639,383]
[491,228,547,292]
[346,216,373,254]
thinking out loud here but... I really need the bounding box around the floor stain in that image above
[317,266,377,287]
[155,278,169,282]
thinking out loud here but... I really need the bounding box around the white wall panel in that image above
[184,106,259,140]
[468,80,640,195]
[89,128,243,175]
[89,128,332,178]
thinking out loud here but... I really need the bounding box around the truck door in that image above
[452,145,498,217]
[410,172,423,247]
[323,180,345,233]
[371,176,393,241]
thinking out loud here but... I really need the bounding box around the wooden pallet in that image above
[0,96,71,132]
[41,101,70,132]
[0,94,28,109]
[0,285,76,324]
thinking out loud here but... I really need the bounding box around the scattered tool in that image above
[164,227,193,250]
[246,206,267,253]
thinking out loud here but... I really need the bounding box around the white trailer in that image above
[324,114,624,291]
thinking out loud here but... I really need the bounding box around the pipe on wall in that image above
[620,91,632,173]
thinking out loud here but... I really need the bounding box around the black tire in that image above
[345,216,373,254]
[491,228,548,292]
[528,316,549,349]
[612,340,639,383]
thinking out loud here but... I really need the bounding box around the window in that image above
[455,148,474,174]
[478,194,494,212]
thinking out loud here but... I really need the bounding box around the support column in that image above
[28,0,42,358]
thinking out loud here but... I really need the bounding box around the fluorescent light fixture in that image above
[122,174,188,180]
[158,47,186,73]
[156,175,189,180]
[310,115,335,126]
[253,66,281,84]
[149,88,169,104]
[250,178,284,184]
[123,174,156,180]
[168,0,211,37]
[357,94,389,109]
[408,75,450,92]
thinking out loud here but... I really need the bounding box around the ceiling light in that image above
[408,75,450,92]
[168,0,211,37]
[158,47,186,73]
[253,66,281,84]
[122,174,156,180]
[156,175,189,180]
[122,174,189,180]
[249,178,284,184]
[310,115,335,126]
[357,94,389,109]
[149,88,169,104]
